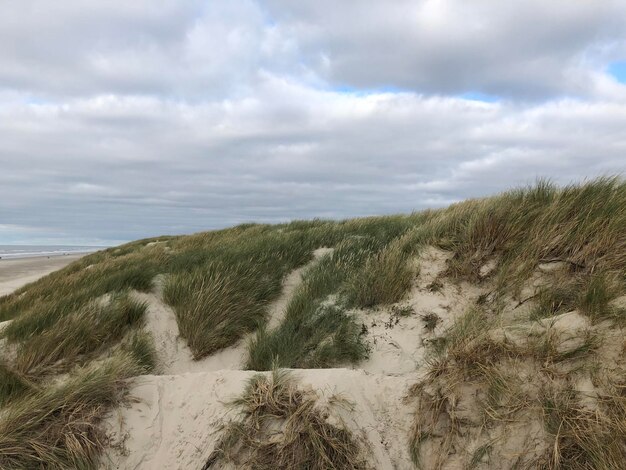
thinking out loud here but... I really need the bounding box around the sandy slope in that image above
[101,247,488,470]
[353,247,482,376]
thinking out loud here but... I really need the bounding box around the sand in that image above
[101,369,416,470]
[352,246,483,377]
[0,254,84,297]
[101,246,490,470]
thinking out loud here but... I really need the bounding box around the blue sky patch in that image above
[608,61,626,84]
[24,95,50,105]
[332,84,410,96]
[458,91,500,103]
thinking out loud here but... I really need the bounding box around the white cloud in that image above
[265,0,626,99]
[1,78,625,242]
[0,1,625,243]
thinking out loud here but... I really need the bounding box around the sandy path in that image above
[140,247,333,375]
[0,255,84,297]
[267,247,333,330]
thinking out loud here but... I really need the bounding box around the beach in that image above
[0,255,84,297]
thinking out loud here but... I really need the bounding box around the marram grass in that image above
[0,177,624,469]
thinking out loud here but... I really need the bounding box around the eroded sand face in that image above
[101,247,490,470]
[353,247,483,377]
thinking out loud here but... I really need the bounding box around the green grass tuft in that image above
[121,330,158,374]
[163,262,268,359]
[0,352,143,470]
[342,240,414,308]
[0,362,33,406]
[14,292,147,375]
[578,273,617,321]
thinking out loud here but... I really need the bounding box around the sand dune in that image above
[101,247,486,469]
[100,243,612,469]
[3,180,624,470]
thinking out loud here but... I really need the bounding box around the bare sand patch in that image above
[101,369,416,470]
[353,247,485,376]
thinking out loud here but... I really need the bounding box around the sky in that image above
[1,1,625,245]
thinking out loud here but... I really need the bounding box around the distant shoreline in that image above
[0,246,104,260]
[0,251,96,261]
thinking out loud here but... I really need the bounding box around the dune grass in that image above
[529,273,621,322]
[162,230,316,359]
[409,309,600,468]
[0,352,144,470]
[0,362,33,406]
[164,262,271,359]
[248,222,421,373]
[245,236,387,370]
[14,292,147,375]
[529,278,583,321]
[0,177,625,468]
[402,177,626,290]
[540,382,626,469]
[578,273,620,322]
[0,214,420,384]
[0,250,161,337]
[342,237,415,308]
[121,330,158,374]
[203,370,370,470]
[0,214,420,363]
[407,179,626,468]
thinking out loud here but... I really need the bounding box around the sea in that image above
[0,245,105,260]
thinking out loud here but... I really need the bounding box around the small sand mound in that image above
[101,369,415,470]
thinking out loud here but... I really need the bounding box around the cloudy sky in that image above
[1,0,625,245]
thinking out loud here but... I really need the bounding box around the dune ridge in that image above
[0,178,625,469]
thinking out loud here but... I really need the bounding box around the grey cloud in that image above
[1,79,625,244]
[1,1,625,244]
[0,1,283,99]
[3,1,626,101]
[265,0,626,99]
